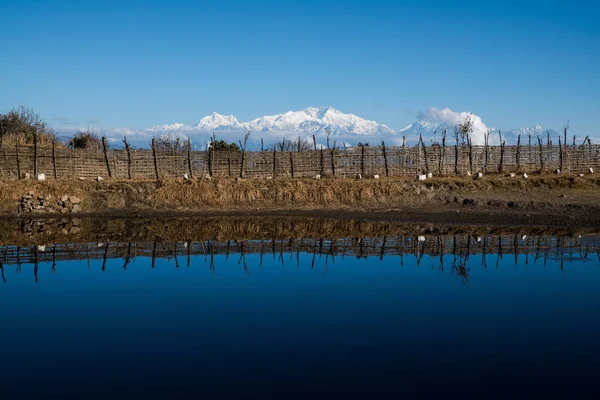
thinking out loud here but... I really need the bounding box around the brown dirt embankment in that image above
[1,175,600,228]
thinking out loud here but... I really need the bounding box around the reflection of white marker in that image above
[98,243,104,247]
[522,235,527,240]
[184,242,188,248]
[37,245,46,252]
[477,236,482,242]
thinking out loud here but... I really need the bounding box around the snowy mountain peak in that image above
[194,112,242,131]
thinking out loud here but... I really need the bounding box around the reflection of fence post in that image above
[33,131,38,177]
[151,138,159,180]
[52,139,57,179]
[382,141,389,177]
[102,136,112,178]
[187,137,193,179]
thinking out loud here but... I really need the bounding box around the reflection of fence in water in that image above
[1,235,598,284]
[1,234,598,266]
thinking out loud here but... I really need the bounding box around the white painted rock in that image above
[315,174,321,180]
[475,172,483,179]
[510,173,516,178]
[97,176,104,182]
[417,174,427,181]
[37,173,46,181]
[523,173,528,179]
[578,173,585,178]
[373,174,380,179]
[589,168,594,174]
[183,173,189,180]
[555,168,561,174]
[356,173,362,180]
[426,172,433,179]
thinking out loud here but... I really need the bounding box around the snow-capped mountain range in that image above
[66,106,567,149]
[148,106,395,136]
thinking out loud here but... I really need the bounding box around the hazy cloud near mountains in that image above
[416,107,493,146]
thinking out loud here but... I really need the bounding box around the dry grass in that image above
[1,174,600,216]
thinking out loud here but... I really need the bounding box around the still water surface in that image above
[1,235,600,398]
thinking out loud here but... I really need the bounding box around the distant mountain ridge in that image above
[148,106,395,136]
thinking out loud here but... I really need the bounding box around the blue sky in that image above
[1,0,599,135]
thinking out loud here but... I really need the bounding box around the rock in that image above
[72,218,81,226]
[69,226,81,234]
[60,207,70,214]
[72,204,82,213]
[61,229,69,235]
[79,177,86,181]
[70,196,82,204]
[61,195,69,202]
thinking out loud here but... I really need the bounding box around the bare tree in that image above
[454,113,474,146]
[272,137,312,152]
[151,132,186,153]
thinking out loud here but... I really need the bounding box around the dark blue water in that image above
[1,237,600,399]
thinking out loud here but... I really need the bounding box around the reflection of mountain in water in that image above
[1,235,598,285]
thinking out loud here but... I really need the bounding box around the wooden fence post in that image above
[52,139,57,179]
[102,136,112,178]
[330,146,336,177]
[272,148,277,178]
[313,135,317,151]
[558,136,563,171]
[16,136,21,179]
[467,135,473,173]
[289,151,295,178]
[498,141,505,174]
[123,136,132,179]
[33,131,38,177]
[187,137,193,179]
[360,144,365,176]
[382,141,389,177]
[439,130,446,176]
[516,134,521,172]
[240,147,246,179]
[320,148,324,176]
[537,136,544,173]
[454,137,459,175]
[151,138,159,180]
